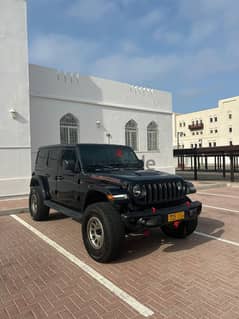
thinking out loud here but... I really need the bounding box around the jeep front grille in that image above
[136,181,186,205]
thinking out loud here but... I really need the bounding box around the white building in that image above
[0,0,174,198]
[173,96,239,149]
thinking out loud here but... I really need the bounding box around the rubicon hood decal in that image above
[89,170,183,184]
[90,174,121,185]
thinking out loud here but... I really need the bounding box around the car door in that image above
[46,149,60,201]
[56,148,81,209]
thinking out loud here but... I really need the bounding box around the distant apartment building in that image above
[173,96,239,149]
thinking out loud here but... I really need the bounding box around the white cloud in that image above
[67,0,116,20]
[178,88,204,98]
[29,33,179,85]
[120,40,139,54]
[29,33,99,73]
[29,31,239,88]
[139,10,162,28]
[29,0,239,89]
[119,0,138,6]
[153,29,183,46]
[90,53,179,84]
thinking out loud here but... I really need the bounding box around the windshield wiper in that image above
[85,164,117,172]
[108,162,141,169]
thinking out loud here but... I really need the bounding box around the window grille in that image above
[125,120,138,150]
[147,121,158,151]
[60,113,79,144]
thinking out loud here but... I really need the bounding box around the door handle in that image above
[56,176,64,181]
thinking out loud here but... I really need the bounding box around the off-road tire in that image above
[82,202,125,262]
[161,217,198,238]
[29,187,49,221]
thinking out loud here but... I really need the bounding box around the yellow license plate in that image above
[168,211,185,222]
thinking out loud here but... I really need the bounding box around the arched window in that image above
[147,121,158,151]
[60,113,79,144]
[125,120,138,150]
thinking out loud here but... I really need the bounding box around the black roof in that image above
[38,143,132,150]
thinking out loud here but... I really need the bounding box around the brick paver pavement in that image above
[0,216,139,319]
[1,186,239,318]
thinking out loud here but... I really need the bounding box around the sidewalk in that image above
[0,197,28,216]
[189,180,239,190]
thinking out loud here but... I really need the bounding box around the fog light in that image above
[152,207,156,214]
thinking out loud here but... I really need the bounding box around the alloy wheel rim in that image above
[87,216,104,249]
[31,194,38,214]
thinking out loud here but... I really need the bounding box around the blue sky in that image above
[28,0,239,113]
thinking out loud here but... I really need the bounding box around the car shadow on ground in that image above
[47,211,69,221]
[116,216,224,263]
[162,216,224,253]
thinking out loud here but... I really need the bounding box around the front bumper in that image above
[121,200,202,228]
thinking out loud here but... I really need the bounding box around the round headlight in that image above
[176,181,182,191]
[132,184,146,198]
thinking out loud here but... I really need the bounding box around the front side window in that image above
[147,121,158,151]
[60,113,79,144]
[125,120,138,151]
[61,149,77,172]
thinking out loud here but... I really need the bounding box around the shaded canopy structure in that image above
[174,145,239,182]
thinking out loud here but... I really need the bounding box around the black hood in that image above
[89,169,184,185]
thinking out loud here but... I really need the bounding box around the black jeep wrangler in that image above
[29,144,201,262]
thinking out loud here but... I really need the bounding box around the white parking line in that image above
[11,215,154,318]
[198,192,239,199]
[195,231,239,247]
[203,204,239,214]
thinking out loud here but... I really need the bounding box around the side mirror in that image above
[138,159,144,169]
[63,160,75,172]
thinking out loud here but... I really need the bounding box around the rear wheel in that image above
[161,218,198,238]
[82,202,125,262]
[29,187,49,221]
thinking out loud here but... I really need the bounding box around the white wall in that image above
[0,0,31,197]
[30,65,174,174]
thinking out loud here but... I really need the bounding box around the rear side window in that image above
[36,149,48,169]
[47,150,59,169]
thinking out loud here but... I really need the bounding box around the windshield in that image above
[78,144,141,172]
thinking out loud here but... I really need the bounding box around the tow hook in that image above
[173,221,181,229]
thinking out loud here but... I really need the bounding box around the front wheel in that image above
[82,202,125,262]
[29,187,49,221]
[161,218,198,238]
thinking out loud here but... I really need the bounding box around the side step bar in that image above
[44,200,83,221]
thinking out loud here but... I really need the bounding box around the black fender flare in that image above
[82,186,111,210]
[30,176,50,200]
